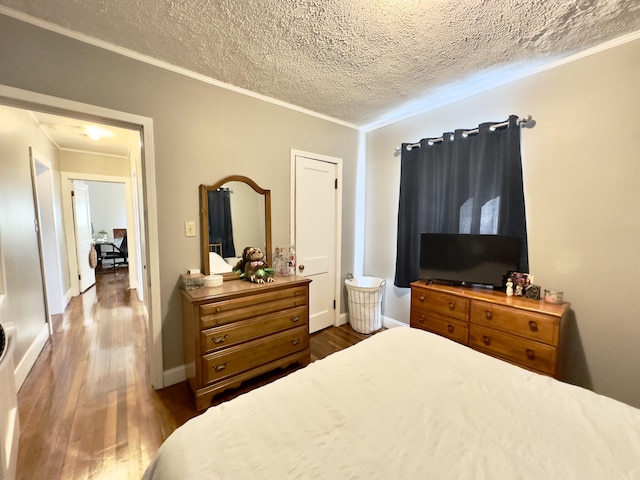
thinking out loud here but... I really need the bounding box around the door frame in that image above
[30,149,65,315]
[0,84,164,389]
[290,149,344,328]
[29,148,60,333]
[61,174,137,296]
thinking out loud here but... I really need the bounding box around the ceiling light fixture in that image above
[85,126,103,141]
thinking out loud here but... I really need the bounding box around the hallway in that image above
[16,270,175,480]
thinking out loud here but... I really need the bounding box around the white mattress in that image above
[144,327,640,479]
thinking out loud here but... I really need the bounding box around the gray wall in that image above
[3,12,638,410]
[366,38,640,408]
[87,181,127,238]
[0,14,360,372]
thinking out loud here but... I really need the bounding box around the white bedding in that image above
[144,327,640,479]
[209,251,234,273]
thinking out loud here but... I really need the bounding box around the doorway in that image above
[86,180,129,276]
[0,84,164,390]
[71,180,97,292]
[29,148,65,335]
[64,177,135,291]
[291,150,343,333]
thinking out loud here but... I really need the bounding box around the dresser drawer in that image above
[201,306,308,354]
[200,286,308,329]
[411,287,469,322]
[470,300,559,346]
[469,324,557,376]
[411,308,468,344]
[202,326,308,385]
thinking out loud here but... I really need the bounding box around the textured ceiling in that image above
[2,0,640,128]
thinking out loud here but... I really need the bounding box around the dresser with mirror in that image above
[182,175,310,411]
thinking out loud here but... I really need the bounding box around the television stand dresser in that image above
[410,281,570,378]
[182,275,311,411]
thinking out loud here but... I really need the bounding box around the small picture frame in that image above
[509,272,531,297]
[525,285,542,300]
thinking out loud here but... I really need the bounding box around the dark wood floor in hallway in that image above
[16,270,373,479]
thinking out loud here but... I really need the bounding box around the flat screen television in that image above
[419,233,521,289]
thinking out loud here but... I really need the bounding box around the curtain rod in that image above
[395,115,535,153]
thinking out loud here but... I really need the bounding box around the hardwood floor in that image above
[16,270,375,479]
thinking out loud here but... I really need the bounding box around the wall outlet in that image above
[185,221,196,237]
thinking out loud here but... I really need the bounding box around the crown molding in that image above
[0,6,359,131]
[2,6,639,133]
[362,29,640,132]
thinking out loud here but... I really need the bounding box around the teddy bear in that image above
[232,246,252,274]
[234,246,274,284]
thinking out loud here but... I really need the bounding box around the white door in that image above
[32,157,64,315]
[132,171,145,302]
[294,154,339,333]
[29,150,52,334]
[72,181,96,292]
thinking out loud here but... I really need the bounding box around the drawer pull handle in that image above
[212,361,229,372]
[482,335,491,346]
[447,324,454,334]
[291,337,302,346]
[528,321,538,332]
[419,295,425,302]
[290,315,301,323]
[484,310,493,320]
[211,334,229,344]
[526,349,536,360]
[418,315,425,324]
[448,301,456,311]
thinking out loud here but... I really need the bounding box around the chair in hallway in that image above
[113,228,127,240]
[103,228,128,271]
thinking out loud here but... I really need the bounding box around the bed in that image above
[208,250,241,273]
[144,327,640,479]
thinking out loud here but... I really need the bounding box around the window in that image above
[394,115,528,288]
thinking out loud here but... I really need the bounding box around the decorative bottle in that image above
[288,246,296,276]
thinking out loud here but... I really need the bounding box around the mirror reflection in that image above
[200,176,271,276]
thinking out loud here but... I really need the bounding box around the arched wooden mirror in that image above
[200,175,272,277]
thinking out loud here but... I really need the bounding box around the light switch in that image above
[185,221,196,237]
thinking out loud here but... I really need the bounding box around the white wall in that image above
[60,150,130,177]
[229,181,266,254]
[365,38,640,407]
[87,181,127,238]
[0,106,59,368]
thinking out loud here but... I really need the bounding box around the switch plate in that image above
[185,221,196,237]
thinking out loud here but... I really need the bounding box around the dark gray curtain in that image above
[207,189,236,258]
[394,115,528,288]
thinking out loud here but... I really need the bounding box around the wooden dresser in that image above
[410,281,569,378]
[181,276,311,411]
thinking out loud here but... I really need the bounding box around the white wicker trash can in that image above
[345,275,385,334]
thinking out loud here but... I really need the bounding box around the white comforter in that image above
[144,327,640,479]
